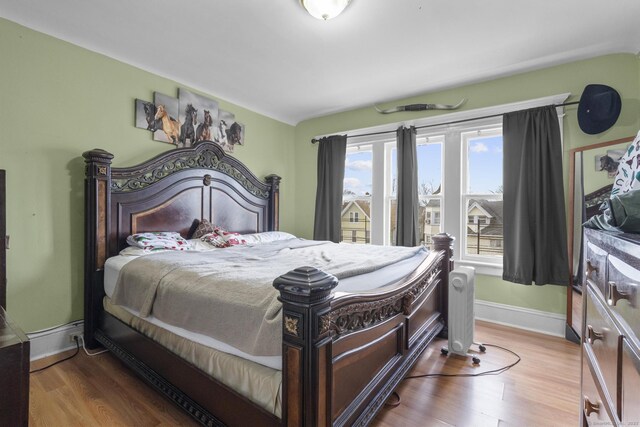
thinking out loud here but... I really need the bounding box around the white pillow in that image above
[240,231,296,245]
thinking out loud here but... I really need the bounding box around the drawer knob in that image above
[583,396,600,417]
[586,325,604,344]
[607,281,632,307]
[585,260,598,278]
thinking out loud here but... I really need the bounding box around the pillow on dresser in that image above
[126,232,191,251]
[612,130,640,196]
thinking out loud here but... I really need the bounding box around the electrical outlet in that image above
[69,333,81,343]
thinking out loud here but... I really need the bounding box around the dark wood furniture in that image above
[581,228,640,426]
[0,306,30,427]
[1,169,6,309]
[83,141,453,427]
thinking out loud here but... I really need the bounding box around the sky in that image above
[343,135,503,197]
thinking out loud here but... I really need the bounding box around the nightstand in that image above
[0,307,29,426]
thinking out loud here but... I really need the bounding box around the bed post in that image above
[83,149,113,348]
[265,174,281,231]
[432,233,454,338]
[274,267,338,427]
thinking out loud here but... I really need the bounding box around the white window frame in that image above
[460,125,504,265]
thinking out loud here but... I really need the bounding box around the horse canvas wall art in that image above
[155,105,181,145]
[196,110,213,142]
[134,88,245,151]
[152,92,180,144]
[179,103,197,147]
[135,99,161,132]
[178,88,219,143]
[218,109,244,153]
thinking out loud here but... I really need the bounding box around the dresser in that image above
[581,228,640,426]
[0,306,29,426]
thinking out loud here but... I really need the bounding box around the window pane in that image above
[342,147,372,244]
[389,137,443,247]
[466,133,503,194]
[465,197,503,256]
[417,140,443,196]
[420,197,441,250]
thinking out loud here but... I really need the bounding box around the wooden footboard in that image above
[274,234,453,427]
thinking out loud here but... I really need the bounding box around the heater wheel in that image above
[472,357,480,365]
[479,344,486,353]
[441,348,449,356]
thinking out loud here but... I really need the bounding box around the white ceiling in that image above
[2,0,640,125]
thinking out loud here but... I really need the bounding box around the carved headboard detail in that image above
[84,141,281,261]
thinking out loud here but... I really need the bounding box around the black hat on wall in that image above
[577,84,622,135]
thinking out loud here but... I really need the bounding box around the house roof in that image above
[341,199,371,219]
[467,223,504,237]
[469,199,504,222]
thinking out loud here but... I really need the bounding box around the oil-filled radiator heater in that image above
[441,266,486,364]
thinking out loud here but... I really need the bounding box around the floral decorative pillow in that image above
[126,232,191,251]
[612,130,640,196]
[191,218,216,239]
[201,228,247,248]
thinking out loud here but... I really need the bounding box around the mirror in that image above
[566,136,635,342]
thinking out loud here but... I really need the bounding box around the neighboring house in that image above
[341,199,371,243]
[466,199,504,255]
[353,197,503,255]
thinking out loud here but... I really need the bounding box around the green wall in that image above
[2,16,639,331]
[0,18,295,332]
[294,54,640,315]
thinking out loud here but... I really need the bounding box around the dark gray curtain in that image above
[396,126,419,247]
[502,106,569,286]
[313,135,347,242]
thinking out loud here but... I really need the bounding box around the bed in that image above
[83,141,454,426]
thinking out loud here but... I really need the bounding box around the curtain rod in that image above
[310,101,579,144]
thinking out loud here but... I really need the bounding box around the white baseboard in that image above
[27,321,84,361]
[475,300,565,337]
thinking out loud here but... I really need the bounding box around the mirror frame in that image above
[566,135,635,342]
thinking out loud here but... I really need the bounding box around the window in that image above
[341,146,372,244]
[334,93,567,273]
[389,135,444,248]
[462,128,503,260]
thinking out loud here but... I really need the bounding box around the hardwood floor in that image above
[29,321,580,426]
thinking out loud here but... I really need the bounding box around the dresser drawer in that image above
[585,240,608,297]
[606,255,639,338]
[621,339,640,424]
[585,286,621,409]
[582,349,617,426]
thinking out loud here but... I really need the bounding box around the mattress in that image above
[103,240,429,370]
[104,299,282,417]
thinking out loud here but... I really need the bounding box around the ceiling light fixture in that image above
[300,0,351,20]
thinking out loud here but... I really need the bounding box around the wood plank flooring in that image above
[28,321,580,426]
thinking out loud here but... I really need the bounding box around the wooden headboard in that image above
[83,141,280,346]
